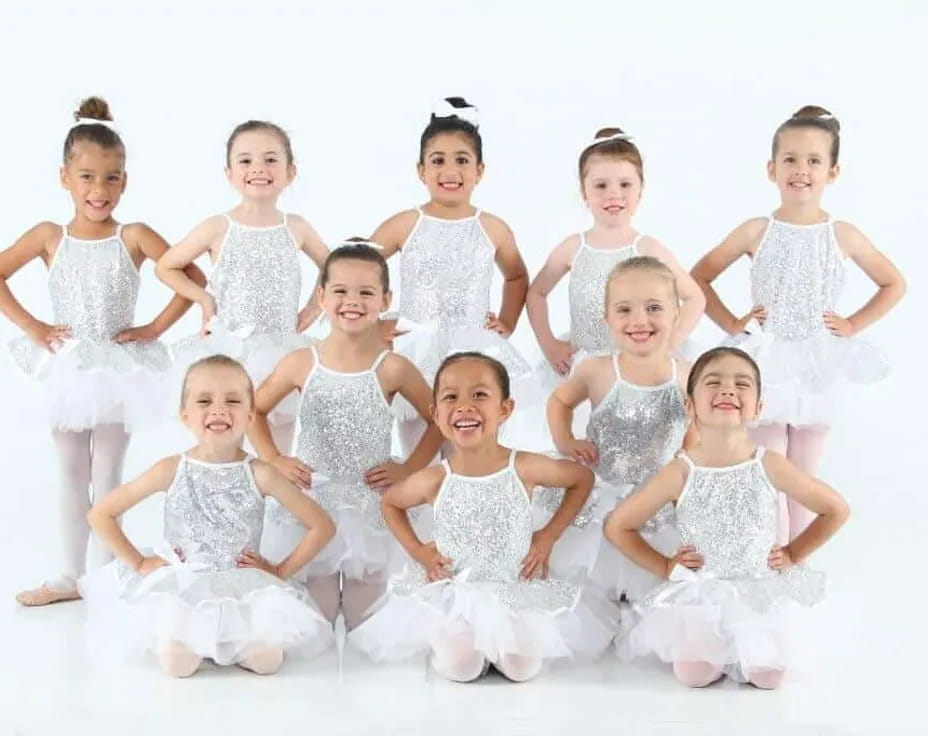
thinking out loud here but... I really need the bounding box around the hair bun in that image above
[73,96,113,123]
[792,105,840,132]
[430,97,479,126]
[593,126,626,139]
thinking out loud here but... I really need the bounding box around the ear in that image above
[416,160,426,184]
[288,163,298,183]
[475,161,485,184]
[121,170,128,194]
[766,160,776,183]
[382,289,393,313]
[59,166,69,190]
[684,395,697,424]
[225,165,234,184]
[316,284,326,310]
[754,398,764,423]
[827,163,840,183]
[499,397,515,423]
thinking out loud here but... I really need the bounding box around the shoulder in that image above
[759,447,789,475]
[477,211,514,245]
[575,353,613,378]
[280,346,316,375]
[248,457,286,489]
[151,454,183,480]
[120,221,165,243]
[374,209,420,247]
[410,463,447,493]
[284,213,321,238]
[380,351,418,377]
[551,233,582,260]
[664,456,691,485]
[30,221,64,253]
[831,220,869,256]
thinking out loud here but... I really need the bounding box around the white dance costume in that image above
[7,225,170,430]
[728,218,887,426]
[262,346,404,582]
[171,214,312,423]
[390,209,531,420]
[620,449,824,676]
[587,356,688,599]
[350,452,615,664]
[79,455,332,666]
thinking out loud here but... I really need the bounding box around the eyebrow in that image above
[328,282,378,289]
[428,150,472,156]
[702,372,755,382]
[236,150,282,157]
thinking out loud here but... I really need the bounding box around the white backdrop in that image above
[0,1,925,729]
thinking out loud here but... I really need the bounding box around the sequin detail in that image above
[290,349,393,528]
[588,357,687,531]
[164,456,264,571]
[210,217,301,336]
[751,220,843,341]
[639,451,824,611]
[569,237,638,352]
[397,213,495,329]
[394,455,580,613]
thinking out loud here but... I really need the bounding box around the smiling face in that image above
[605,269,678,356]
[687,353,762,429]
[417,132,484,207]
[60,142,126,223]
[432,358,513,450]
[180,363,254,449]
[768,127,839,207]
[317,258,391,335]
[225,129,295,201]
[582,156,642,228]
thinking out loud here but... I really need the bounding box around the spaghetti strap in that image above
[677,451,696,471]
[630,233,643,252]
[115,224,124,239]
[370,350,390,371]
[612,353,622,381]
[670,359,678,381]
[507,450,517,469]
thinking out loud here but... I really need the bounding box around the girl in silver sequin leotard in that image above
[607,347,849,688]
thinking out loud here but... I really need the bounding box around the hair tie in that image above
[340,239,383,251]
[72,117,117,131]
[431,99,479,126]
[586,131,633,149]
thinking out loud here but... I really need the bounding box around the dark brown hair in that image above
[686,347,762,400]
[419,97,483,165]
[604,255,679,314]
[433,352,511,400]
[772,105,841,166]
[181,355,255,409]
[578,127,644,185]
[320,240,390,292]
[63,97,125,165]
[226,120,295,167]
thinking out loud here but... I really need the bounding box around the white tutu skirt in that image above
[78,543,333,666]
[170,320,315,424]
[390,319,534,422]
[350,567,616,663]
[618,563,824,672]
[6,336,171,431]
[727,323,888,426]
[586,480,680,601]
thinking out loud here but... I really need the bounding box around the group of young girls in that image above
[0,94,904,688]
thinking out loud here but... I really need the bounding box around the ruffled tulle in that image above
[6,336,172,430]
[727,322,888,426]
[170,320,315,424]
[79,544,333,666]
[390,319,533,421]
[617,563,824,671]
[350,566,616,663]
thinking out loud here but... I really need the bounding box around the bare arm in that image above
[639,237,706,344]
[482,213,528,334]
[369,210,420,260]
[525,236,577,353]
[762,451,849,565]
[381,466,444,561]
[252,461,336,579]
[86,457,179,571]
[831,221,906,334]
[0,222,66,346]
[690,218,768,335]
[155,216,226,307]
[289,215,331,331]
[547,359,597,462]
[604,459,689,579]
[519,452,594,541]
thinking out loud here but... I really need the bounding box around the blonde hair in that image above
[180,355,254,410]
[604,255,679,314]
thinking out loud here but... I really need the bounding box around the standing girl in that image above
[157,119,330,455]
[607,347,849,688]
[527,127,704,399]
[80,355,335,677]
[248,243,443,630]
[691,106,904,540]
[547,257,692,598]
[369,97,532,455]
[0,97,203,606]
[351,353,614,682]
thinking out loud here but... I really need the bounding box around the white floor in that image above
[1,382,926,735]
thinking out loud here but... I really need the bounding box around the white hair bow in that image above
[586,131,633,148]
[431,99,479,126]
[72,117,117,131]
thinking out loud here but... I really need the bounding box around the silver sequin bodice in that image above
[210,218,301,337]
[48,230,139,343]
[397,213,495,329]
[589,360,687,487]
[751,219,844,340]
[293,350,393,517]
[569,238,637,352]
[677,453,778,578]
[164,456,264,570]
[434,457,532,582]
